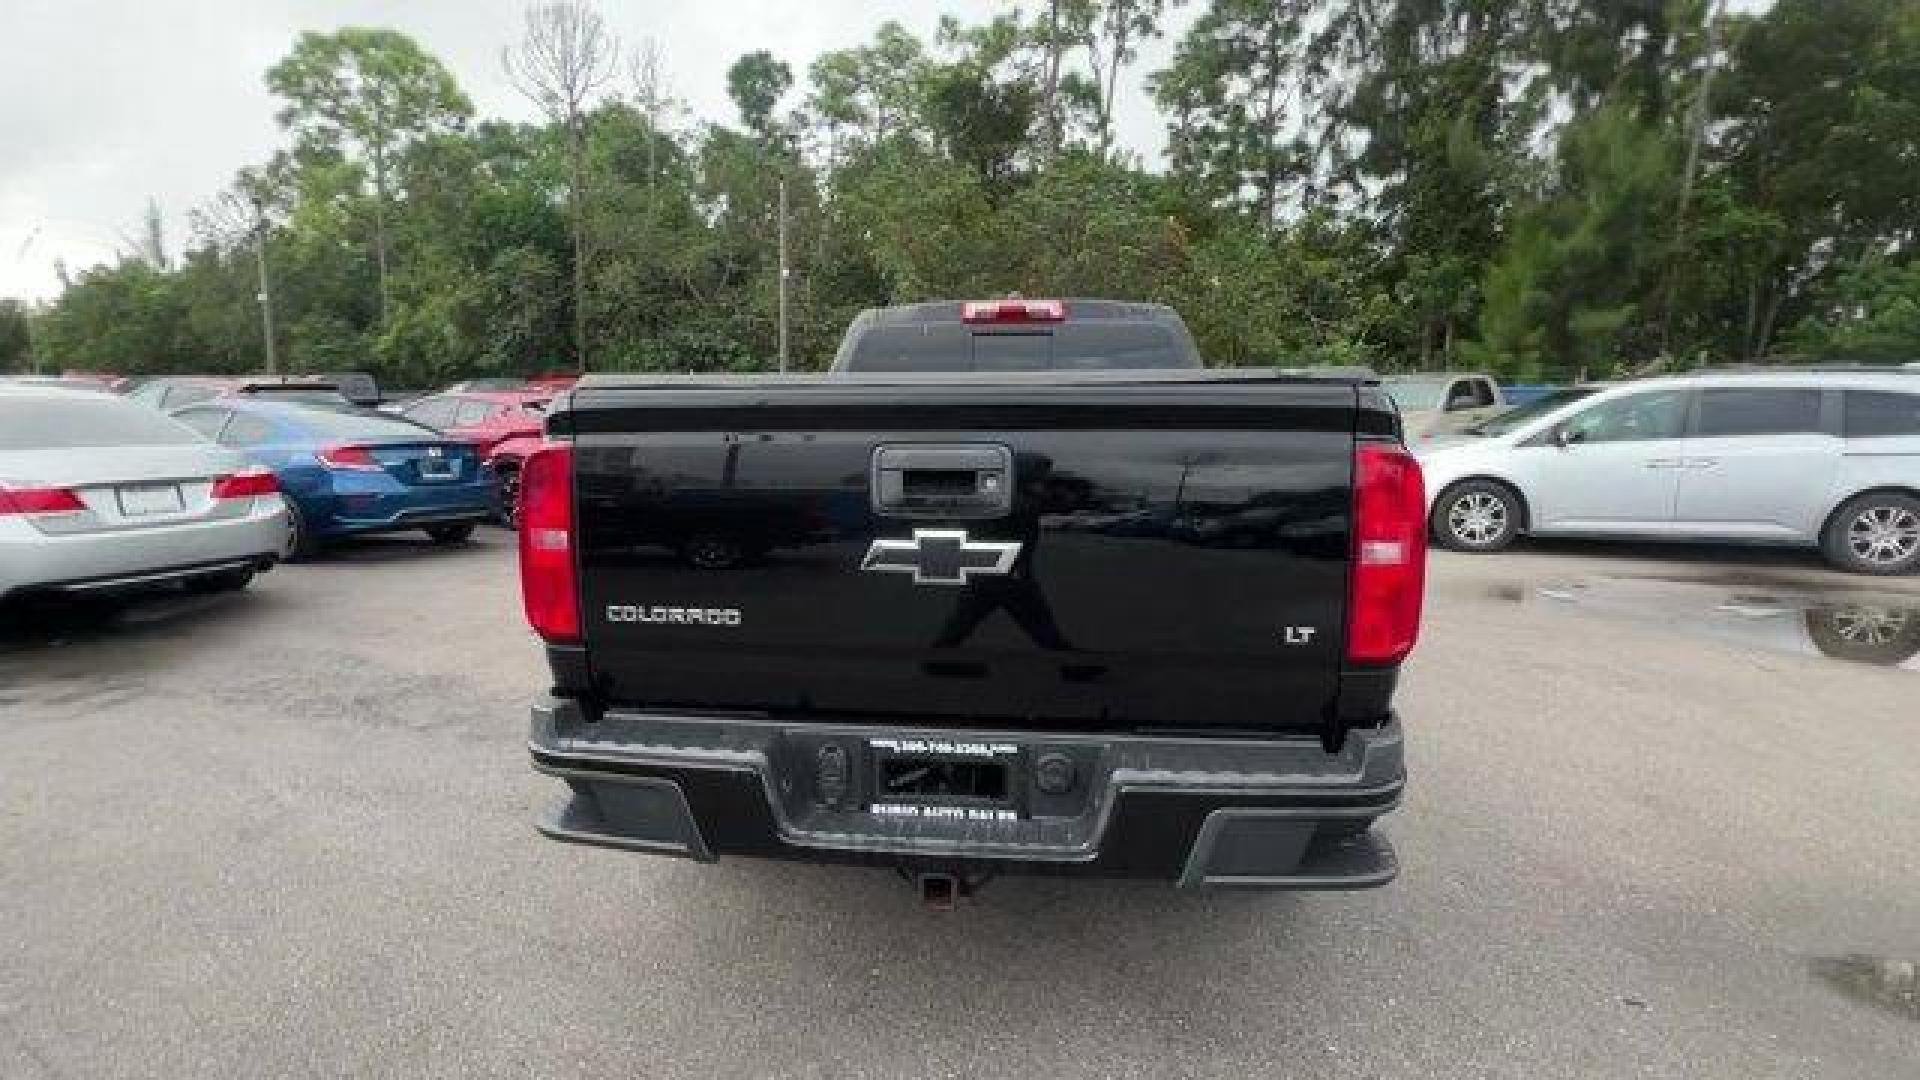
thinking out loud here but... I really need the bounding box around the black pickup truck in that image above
[521,305,1425,903]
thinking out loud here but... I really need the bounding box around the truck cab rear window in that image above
[845,323,1188,372]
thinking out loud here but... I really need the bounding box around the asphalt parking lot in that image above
[3,533,1916,1079]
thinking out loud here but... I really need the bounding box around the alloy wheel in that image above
[1448,491,1508,546]
[1847,505,1920,567]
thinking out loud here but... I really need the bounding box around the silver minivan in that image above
[1415,371,1920,574]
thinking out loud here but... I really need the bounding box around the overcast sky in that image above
[0,0,1196,302]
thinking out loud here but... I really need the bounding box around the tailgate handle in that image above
[871,444,1014,519]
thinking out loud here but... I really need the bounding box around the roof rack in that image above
[235,380,340,393]
[1272,365,1378,379]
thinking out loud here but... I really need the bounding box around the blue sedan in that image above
[170,399,501,558]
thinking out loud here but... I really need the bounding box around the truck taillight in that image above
[518,444,579,644]
[961,299,1066,324]
[1347,443,1427,666]
[210,469,280,499]
[0,485,86,516]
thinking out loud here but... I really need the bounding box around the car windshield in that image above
[1382,377,1451,411]
[0,394,203,450]
[278,407,437,442]
[1469,386,1605,436]
[0,377,107,392]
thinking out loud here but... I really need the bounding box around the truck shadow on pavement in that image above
[581,854,1355,1059]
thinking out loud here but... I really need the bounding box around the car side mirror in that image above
[1553,425,1577,448]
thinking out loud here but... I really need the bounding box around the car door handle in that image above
[1686,458,1719,469]
[1643,458,1686,469]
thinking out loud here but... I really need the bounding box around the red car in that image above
[397,390,554,521]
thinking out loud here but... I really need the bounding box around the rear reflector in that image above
[1347,443,1427,665]
[0,485,86,516]
[517,444,579,644]
[210,469,280,499]
[316,444,383,472]
[961,299,1066,324]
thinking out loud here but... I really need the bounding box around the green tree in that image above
[504,1,621,370]
[37,262,195,376]
[1078,0,1172,160]
[1790,255,1920,361]
[0,300,32,373]
[806,22,929,163]
[266,28,473,328]
[1474,101,1681,378]
[727,50,794,141]
[1153,0,1311,230]
[1713,0,1920,359]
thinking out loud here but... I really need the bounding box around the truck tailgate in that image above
[569,380,1357,735]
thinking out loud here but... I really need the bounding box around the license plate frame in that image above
[865,737,1024,822]
[117,483,184,517]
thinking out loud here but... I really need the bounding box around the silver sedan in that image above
[0,386,288,600]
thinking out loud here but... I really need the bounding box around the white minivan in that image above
[1415,371,1920,574]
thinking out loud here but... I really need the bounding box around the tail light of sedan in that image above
[316,444,384,472]
[210,469,281,499]
[0,485,87,516]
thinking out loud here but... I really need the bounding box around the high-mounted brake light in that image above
[518,444,579,644]
[961,299,1066,324]
[0,485,87,516]
[210,469,281,499]
[1347,443,1427,665]
[316,444,383,472]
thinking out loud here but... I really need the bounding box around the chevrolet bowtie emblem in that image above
[861,529,1021,585]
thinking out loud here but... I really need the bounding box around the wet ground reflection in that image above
[1811,955,1920,1022]
[1490,577,1920,670]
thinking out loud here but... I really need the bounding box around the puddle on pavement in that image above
[1811,955,1920,1022]
[1489,578,1920,670]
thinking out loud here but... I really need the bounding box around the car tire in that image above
[183,567,255,594]
[283,500,320,563]
[425,522,477,545]
[1431,480,1521,552]
[1821,492,1920,576]
[494,461,522,529]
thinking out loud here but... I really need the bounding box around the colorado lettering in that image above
[604,604,743,626]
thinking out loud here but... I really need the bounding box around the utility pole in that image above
[777,177,790,373]
[16,226,45,374]
[23,302,42,376]
[251,195,279,378]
